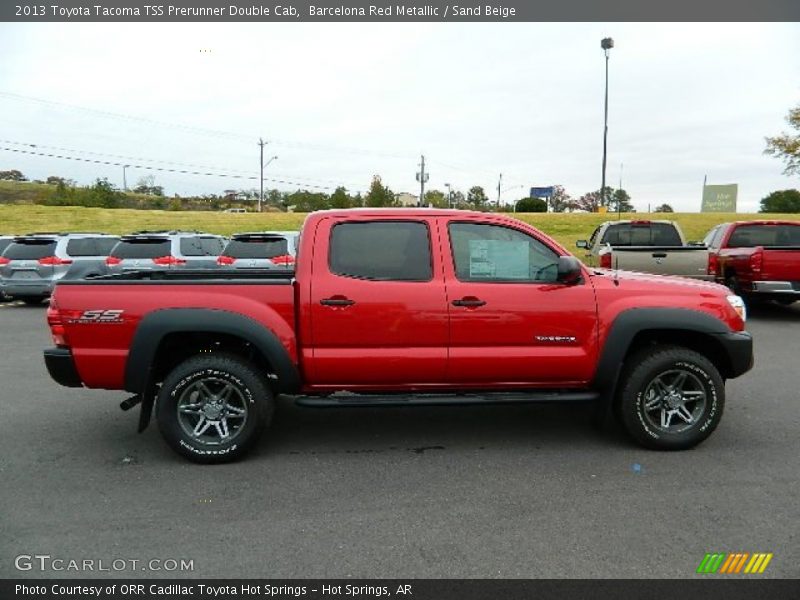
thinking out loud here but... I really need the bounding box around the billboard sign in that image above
[702,184,738,213]
[530,186,554,198]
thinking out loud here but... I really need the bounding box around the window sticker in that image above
[468,240,530,279]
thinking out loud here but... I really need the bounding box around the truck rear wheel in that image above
[156,353,274,463]
[617,345,724,450]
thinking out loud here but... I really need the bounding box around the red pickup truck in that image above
[705,220,800,304]
[44,209,753,463]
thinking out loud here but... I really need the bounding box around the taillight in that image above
[599,252,612,269]
[105,256,122,265]
[217,255,236,265]
[46,298,68,347]
[750,247,763,275]
[152,255,187,266]
[0,257,9,266]
[708,253,719,277]
[38,256,73,266]
[270,254,295,266]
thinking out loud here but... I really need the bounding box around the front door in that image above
[443,220,598,386]
[307,217,449,388]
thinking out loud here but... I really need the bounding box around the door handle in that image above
[651,252,667,258]
[320,296,355,307]
[452,297,486,307]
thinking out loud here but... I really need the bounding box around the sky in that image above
[1,22,799,212]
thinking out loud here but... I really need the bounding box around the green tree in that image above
[449,190,466,209]
[610,188,634,213]
[760,189,800,213]
[88,178,123,208]
[765,104,800,175]
[133,175,164,196]
[287,190,330,212]
[549,185,572,213]
[364,175,395,207]
[515,197,547,212]
[0,169,27,181]
[424,189,448,208]
[329,186,352,209]
[467,186,488,210]
[654,203,674,213]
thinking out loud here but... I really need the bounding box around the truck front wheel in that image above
[617,346,724,450]
[156,353,274,463]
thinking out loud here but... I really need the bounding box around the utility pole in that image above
[601,37,614,213]
[258,138,267,213]
[416,155,429,207]
[617,162,623,220]
[122,165,129,191]
[497,173,502,208]
[445,182,452,208]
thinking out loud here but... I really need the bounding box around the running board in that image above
[294,391,598,408]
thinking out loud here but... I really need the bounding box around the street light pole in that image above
[444,182,452,208]
[601,37,614,213]
[122,165,130,191]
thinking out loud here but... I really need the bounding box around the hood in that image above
[590,268,729,294]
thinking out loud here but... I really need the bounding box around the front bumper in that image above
[713,331,754,379]
[44,347,83,388]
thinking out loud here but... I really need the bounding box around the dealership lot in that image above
[1,301,798,579]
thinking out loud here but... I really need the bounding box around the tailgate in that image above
[609,246,710,278]
[761,248,800,281]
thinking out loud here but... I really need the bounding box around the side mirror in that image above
[575,240,588,249]
[557,256,583,284]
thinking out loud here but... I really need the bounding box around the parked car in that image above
[0,236,14,301]
[705,220,800,305]
[44,209,752,463]
[223,208,247,213]
[217,231,299,269]
[105,231,226,273]
[576,220,712,280]
[0,233,119,305]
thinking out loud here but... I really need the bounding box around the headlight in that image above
[727,295,747,322]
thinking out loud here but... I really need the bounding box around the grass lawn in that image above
[0,204,797,249]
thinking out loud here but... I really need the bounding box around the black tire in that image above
[156,353,274,464]
[22,297,44,305]
[617,345,724,450]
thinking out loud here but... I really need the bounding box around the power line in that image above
[0,90,411,160]
[0,145,363,192]
[1,138,365,190]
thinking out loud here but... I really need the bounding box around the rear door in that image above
[108,238,172,271]
[443,219,598,386]
[179,236,226,269]
[306,217,448,387]
[0,238,58,284]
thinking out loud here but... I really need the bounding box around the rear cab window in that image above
[449,222,560,283]
[329,221,432,281]
[726,224,800,247]
[601,222,682,246]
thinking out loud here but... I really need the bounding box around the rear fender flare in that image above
[124,308,300,395]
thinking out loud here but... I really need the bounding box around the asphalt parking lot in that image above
[1,300,798,579]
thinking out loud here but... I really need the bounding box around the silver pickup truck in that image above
[576,220,712,280]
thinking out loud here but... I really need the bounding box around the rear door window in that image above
[4,240,58,260]
[111,239,171,258]
[601,223,681,246]
[329,221,432,281]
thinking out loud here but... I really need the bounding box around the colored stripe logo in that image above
[697,553,773,574]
